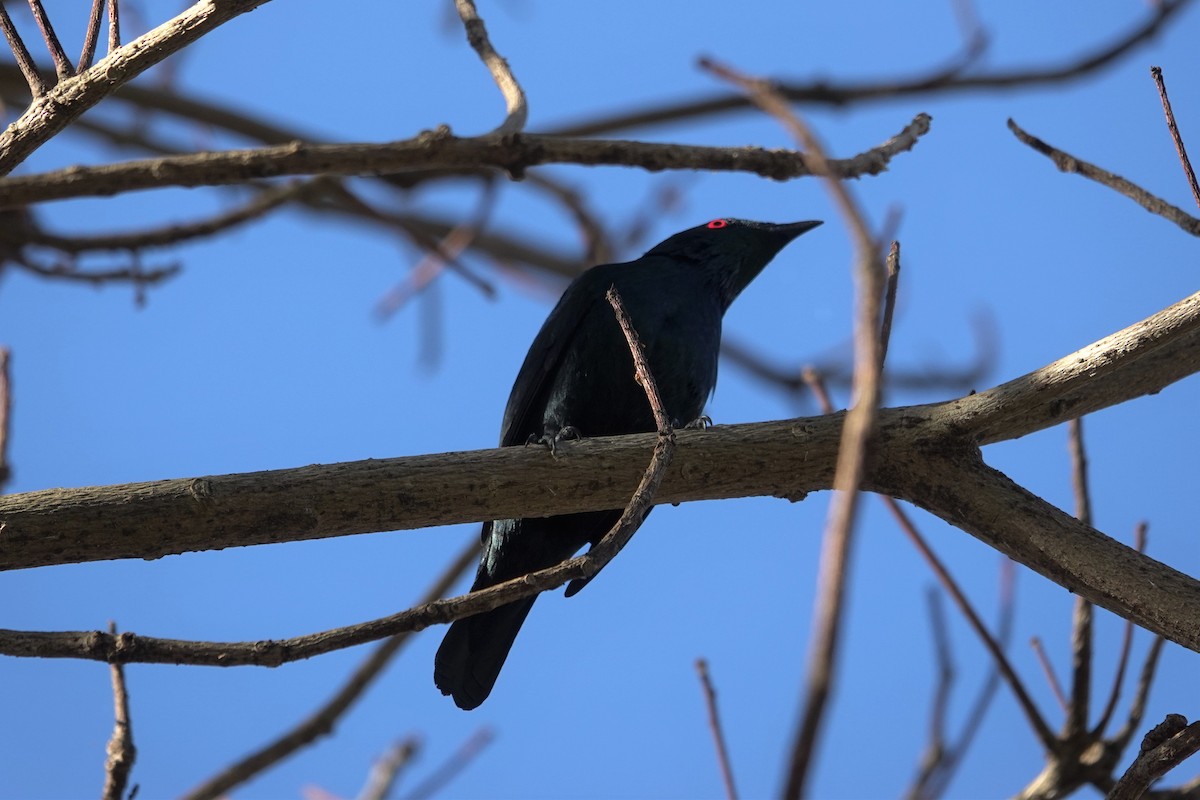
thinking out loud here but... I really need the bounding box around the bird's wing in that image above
[498,265,615,447]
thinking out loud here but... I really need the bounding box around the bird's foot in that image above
[683,415,713,430]
[525,426,583,456]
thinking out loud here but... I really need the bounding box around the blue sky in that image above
[2,2,1199,798]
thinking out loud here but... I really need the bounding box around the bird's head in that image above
[645,218,822,310]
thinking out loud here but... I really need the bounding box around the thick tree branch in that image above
[4,289,1195,574]
[2,294,1200,662]
[0,114,933,208]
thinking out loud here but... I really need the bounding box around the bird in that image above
[434,217,822,710]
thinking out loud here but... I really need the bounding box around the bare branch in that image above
[453,0,526,134]
[78,0,105,72]
[356,738,420,800]
[107,0,120,53]
[0,0,274,176]
[1093,522,1149,737]
[0,114,933,208]
[551,0,1190,137]
[696,659,739,800]
[0,4,46,96]
[403,727,494,800]
[1008,118,1200,237]
[1067,418,1094,735]
[1030,636,1069,715]
[7,181,310,254]
[26,0,73,80]
[101,621,136,800]
[1149,66,1200,211]
[0,347,10,493]
[1108,716,1200,800]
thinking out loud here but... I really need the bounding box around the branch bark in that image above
[0,114,932,207]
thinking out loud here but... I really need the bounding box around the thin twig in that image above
[0,347,10,492]
[880,241,901,365]
[101,621,136,800]
[107,0,120,53]
[552,0,1190,138]
[452,0,526,135]
[403,727,494,800]
[1030,636,1070,715]
[26,0,73,79]
[9,181,311,254]
[892,494,1056,749]
[375,180,498,320]
[1008,118,1200,237]
[182,542,476,800]
[1067,418,1094,735]
[1150,66,1200,211]
[1111,637,1167,751]
[1093,522,1148,736]
[605,287,672,435]
[356,737,420,800]
[0,5,46,96]
[78,0,105,71]
[696,659,739,800]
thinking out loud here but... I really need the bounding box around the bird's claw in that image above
[526,426,583,456]
[683,415,713,430]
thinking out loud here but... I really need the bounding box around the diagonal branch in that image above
[1008,119,1200,237]
[0,0,274,176]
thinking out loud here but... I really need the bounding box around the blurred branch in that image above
[1094,523,1149,737]
[0,0,274,176]
[182,541,476,800]
[0,347,10,493]
[3,180,311,255]
[453,0,526,135]
[906,560,1016,800]
[0,114,934,208]
[1030,636,1069,714]
[402,727,494,800]
[1149,66,1200,211]
[1008,118,1200,237]
[101,621,136,800]
[356,738,420,800]
[550,0,1191,137]
[696,658,738,800]
[697,57,888,800]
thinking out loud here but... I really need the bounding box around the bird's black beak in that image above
[770,220,823,240]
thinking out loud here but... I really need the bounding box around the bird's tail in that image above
[434,595,537,710]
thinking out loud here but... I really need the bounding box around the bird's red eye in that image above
[706,219,728,229]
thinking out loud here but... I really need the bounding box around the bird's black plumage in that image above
[434,217,822,709]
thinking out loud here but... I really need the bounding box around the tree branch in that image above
[0,0,274,176]
[0,114,933,208]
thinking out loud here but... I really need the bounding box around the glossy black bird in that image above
[434,217,822,710]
